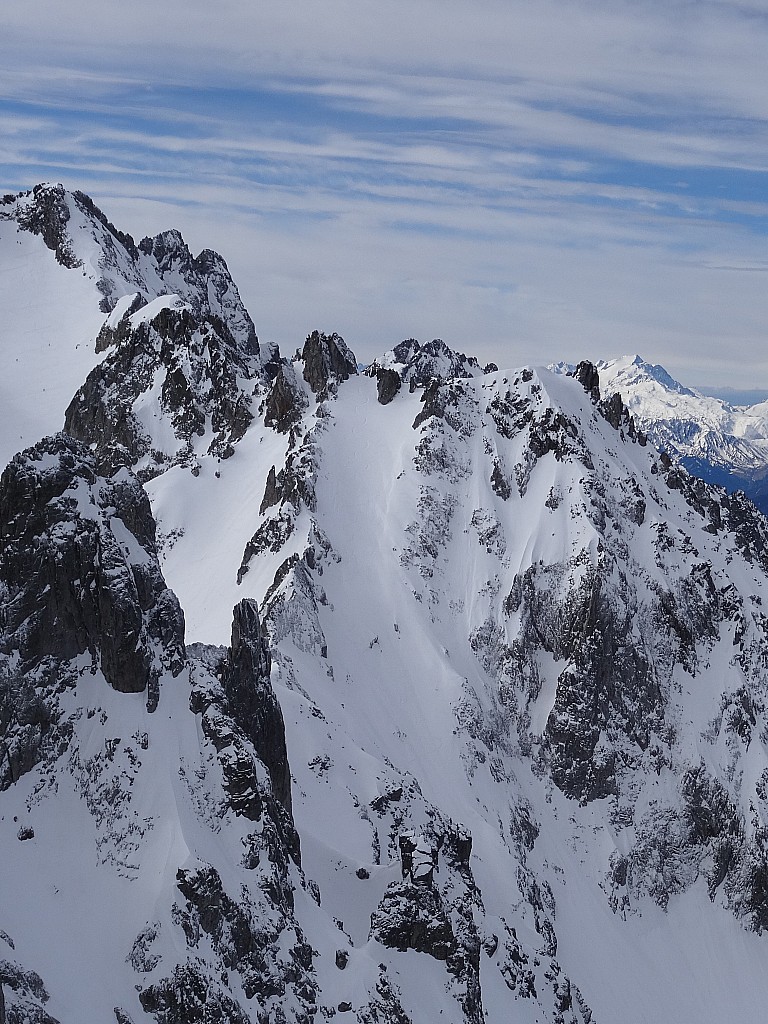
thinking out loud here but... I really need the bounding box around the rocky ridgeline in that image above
[110,594,316,1024]
[138,603,316,1024]
[3,184,284,479]
[0,432,315,1023]
[365,337,498,405]
[239,330,355,634]
[404,358,768,933]
[64,299,263,478]
[3,184,260,349]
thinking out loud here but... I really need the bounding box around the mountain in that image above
[0,183,270,472]
[5,187,768,1023]
[594,354,768,514]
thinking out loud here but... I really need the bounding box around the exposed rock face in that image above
[224,599,292,813]
[571,359,601,403]
[264,363,309,434]
[0,433,185,797]
[374,366,402,405]
[135,607,316,1024]
[301,330,357,394]
[12,183,80,269]
[0,669,57,791]
[371,881,481,1023]
[369,338,489,389]
[136,233,259,355]
[64,302,258,477]
[0,434,184,705]
[139,963,251,1024]
[372,880,459,958]
[0,960,58,1024]
[165,861,315,1012]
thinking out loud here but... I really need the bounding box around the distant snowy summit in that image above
[553,354,768,514]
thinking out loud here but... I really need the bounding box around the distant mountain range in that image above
[553,354,768,515]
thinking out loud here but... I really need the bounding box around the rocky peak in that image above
[599,353,698,398]
[5,184,261,361]
[229,598,272,683]
[264,362,309,434]
[369,337,495,395]
[0,433,185,704]
[303,329,360,393]
[138,228,192,274]
[11,183,80,268]
[570,359,601,403]
[374,365,403,405]
[301,330,357,394]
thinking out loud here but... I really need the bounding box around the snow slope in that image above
[142,350,768,1022]
[0,201,107,466]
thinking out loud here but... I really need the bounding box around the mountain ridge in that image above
[4,185,768,1023]
[594,354,768,513]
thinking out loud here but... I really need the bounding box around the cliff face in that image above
[0,439,313,1023]
[0,433,185,727]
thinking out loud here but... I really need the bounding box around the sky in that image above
[2,0,768,388]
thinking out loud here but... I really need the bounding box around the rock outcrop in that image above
[0,959,58,1024]
[12,182,80,269]
[301,331,357,395]
[225,599,292,812]
[0,434,184,700]
[368,338,493,391]
[64,301,259,477]
[0,433,185,791]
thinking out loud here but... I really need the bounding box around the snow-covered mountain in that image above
[5,187,768,1023]
[594,354,768,514]
[0,183,269,472]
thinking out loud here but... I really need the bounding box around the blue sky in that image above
[2,0,768,386]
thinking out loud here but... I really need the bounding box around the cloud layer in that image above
[2,0,767,385]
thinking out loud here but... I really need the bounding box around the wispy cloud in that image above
[1,1,767,386]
